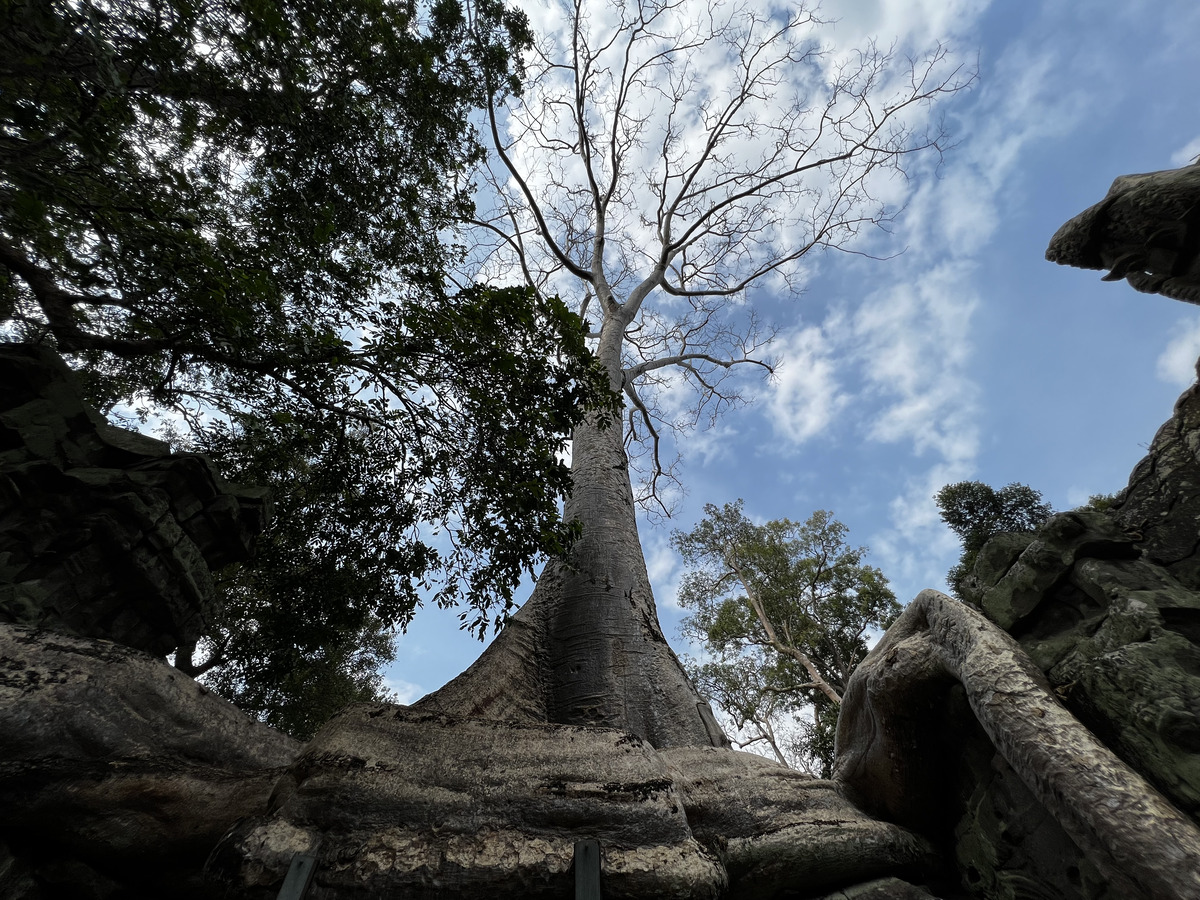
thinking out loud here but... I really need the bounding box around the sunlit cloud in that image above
[869,460,970,599]
[644,532,684,609]
[1171,135,1200,167]
[384,677,424,706]
[852,267,980,463]
[1156,316,1200,387]
[767,324,849,445]
[826,0,992,49]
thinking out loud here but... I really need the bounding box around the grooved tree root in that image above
[835,589,1200,900]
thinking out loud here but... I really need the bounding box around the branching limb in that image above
[483,79,593,285]
[622,377,671,517]
[728,558,843,706]
[624,351,773,382]
[469,0,972,509]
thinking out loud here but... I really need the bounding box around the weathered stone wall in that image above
[0,343,268,654]
[968,417,1200,829]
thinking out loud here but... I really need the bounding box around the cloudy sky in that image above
[384,0,1200,704]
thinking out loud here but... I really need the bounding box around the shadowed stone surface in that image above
[209,707,938,899]
[1112,374,1200,587]
[658,747,938,900]
[211,706,728,899]
[812,878,942,900]
[0,622,299,896]
[1046,161,1200,302]
[0,343,268,654]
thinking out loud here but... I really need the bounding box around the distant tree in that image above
[935,481,1054,598]
[673,502,901,775]
[1,0,615,734]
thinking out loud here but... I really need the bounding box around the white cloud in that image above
[1171,135,1200,167]
[826,0,992,50]
[1065,486,1095,508]
[1156,317,1200,386]
[767,325,849,445]
[843,21,1107,600]
[383,677,424,706]
[686,424,739,468]
[919,169,1000,257]
[869,461,971,601]
[644,533,683,609]
[852,265,980,463]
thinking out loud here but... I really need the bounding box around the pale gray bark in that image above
[835,589,1200,900]
[433,1,966,745]
[417,409,725,747]
[415,314,726,747]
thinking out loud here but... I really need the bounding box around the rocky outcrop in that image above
[0,343,269,654]
[831,375,1200,900]
[1112,372,1200,587]
[965,410,1200,830]
[834,590,1200,900]
[1046,161,1200,303]
[0,621,300,897]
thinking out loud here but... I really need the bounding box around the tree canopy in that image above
[935,481,1054,598]
[467,0,971,510]
[673,501,900,774]
[1,0,615,735]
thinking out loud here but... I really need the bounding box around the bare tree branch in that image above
[624,351,773,382]
[465,0,972,503]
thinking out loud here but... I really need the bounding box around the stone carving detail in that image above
[0,343,268,654]
[1046,161,1200,302]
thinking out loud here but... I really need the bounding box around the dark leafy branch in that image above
[2,0,616,736]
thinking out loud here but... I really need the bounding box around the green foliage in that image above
[673,501,901,776]
[935,481,1054,599]
[197,597,399,741]
[1086,492,1119,511]
[2,0,616,735]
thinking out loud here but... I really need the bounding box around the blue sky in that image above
[384,0,1200,703]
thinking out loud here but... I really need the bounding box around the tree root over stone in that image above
[210,705,940,899]
[834,589,1200,900]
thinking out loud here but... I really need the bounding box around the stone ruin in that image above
[0,345,269,654]
[3,162,1200,898]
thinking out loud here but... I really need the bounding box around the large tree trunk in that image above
[414,414,725,748]
[415,325,725,749]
